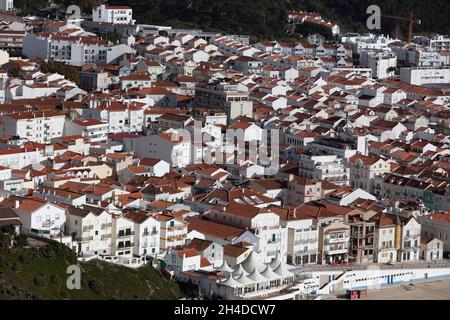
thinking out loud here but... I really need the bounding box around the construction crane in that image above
[381,13,421,45]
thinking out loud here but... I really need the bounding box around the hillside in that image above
[0,233,183,300]
[104,0,450,40]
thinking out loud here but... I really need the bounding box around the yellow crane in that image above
[381,12,421,45]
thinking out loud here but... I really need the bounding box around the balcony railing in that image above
[101,234,111,240]
[117,231,134,238]
[101,223,112,229]
[117,243,134,249]
[83,225,94,232]
[294,238,318,245]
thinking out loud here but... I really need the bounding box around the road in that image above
[288,260,450,276]
[323,277,450,300]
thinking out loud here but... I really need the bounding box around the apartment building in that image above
[298,151,349,186]
[128,130,191,168]
[400,67,450,87]
[348,154,390,194]
[347,212,376,264]
[111,214,135,257]
[360,50,397,80]
[414,35,450,52]
[208,203,288,263]
[92,5,135,25]
[371,213,398,263]
[195,79,253,119]
[398,216,421,262]
[64,118,109,142]
[65,205,113,256]
[318,221,350,264]
[0,111,66,144]
[0,147,41,170]
[419,212,450,252]
[287,174,324,206]
[23,33,135,67]
[0,29,25,54]
[155,214,188,253]
[273,206,319,265]
[123,210,160,258]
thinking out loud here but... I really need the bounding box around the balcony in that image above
[117,243,134,249]
[326,236,350,244]
[294,238,318,245]
[101,234,111,240]
[325,248,348,255]
[117,231,134,238]
[42,220,55,228]
[101,223,112,229]
[75,236,93,242]
[83,225,94,232]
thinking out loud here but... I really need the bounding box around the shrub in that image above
[11,262,21,272]
[33,275,46,287]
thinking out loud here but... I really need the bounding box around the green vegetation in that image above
[14,0,99,16]
[105,0,449,40]
[39,61,81,86]
[13,0,449,40]
[0,230,183,300]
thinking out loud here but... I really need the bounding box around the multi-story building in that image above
[92,5,135,25]
[65,205,113,256]
[127,130,191,168]
[23,33,135,67]
[348,154,390,194]
[111,214,135,257]
[123,210,160,258]
[400,67,450,87]
[0,29,25,54]
[0,0,13,11]
[360,50,397,80]
[0,111,66,144]
[155,214,188,253]
[398,216,421,262]
[274,206,319,265]
[298,151,349,186]
[64,118,109,142]
[287,174,324,206]
[318,221,350,264]
[419,212,450,252]
[195,79,253,119]
[371,213,397,263]
[209,203,288,263]
[414,35,450,52]
[2,196,66,237]
[347,212,376,264]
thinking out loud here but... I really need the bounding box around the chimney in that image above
[293,207,297,218]
[14,200,20,209]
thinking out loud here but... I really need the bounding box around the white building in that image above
[64,118,109,142]
[360,50,397,80]
[127,130,191,168]
[65,205,113,256]
[400,67,450,86]
[23,33,135,67]
[0,0,13,11]
[5,196,65,236]
[92,5,134,25]
[298,152,349,186]
[123,211,160,258]
[1,111,66,144]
